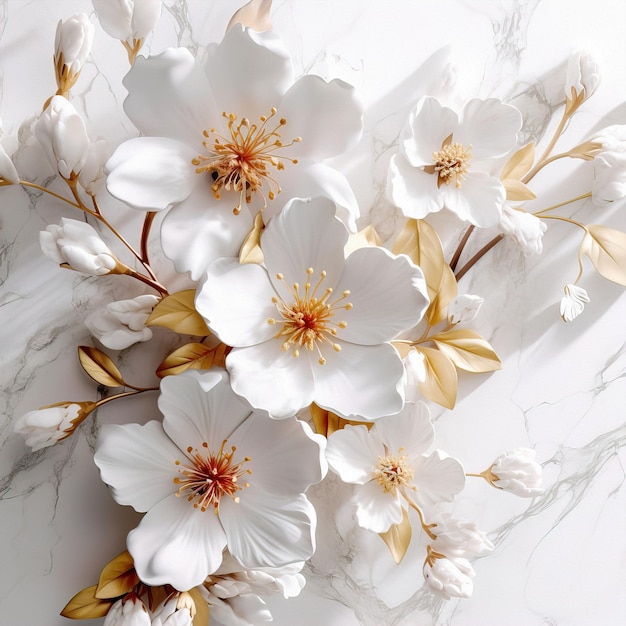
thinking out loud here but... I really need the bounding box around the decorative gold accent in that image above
[502,178,537,201]
[379,508,412,564]
[581,224,626,286]
[146,290,210,336]
[239,210,265,264]
[78,346,126,388]
[54,51,80,98]
[189,586,210,626]
[466,465,503,489]
[309,403,373,437]
[156,342,230,378]
[429,134,472,188]
[60,585,114,619]
[95,551,139,600]
[226,0,273,32]
[414,346,457,409]
[501,142,535,181]
[429,329,502,373]
[121,38,143,65]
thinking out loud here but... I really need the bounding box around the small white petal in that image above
[441,171,504,227]
[355,479,404,533]
[326,425,385,485]
[411,450,465,507]
[560,284,590,322]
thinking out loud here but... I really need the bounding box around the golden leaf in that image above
[226,0,272,32]
[95,550,139,600]
[61,585,114,619]
[146,290,210,336]
[309,403,372,437]
[502,178,537,201]
[430,329,502,373]
[78,346,126,388]
[581,224,626,286]
[190,587,210,626]
[379,508,412,564]
[425,263,458,327]
[345,224,383,256]
[239,210,265,265]
[156,342,230,378]
[501,142,535,181]
[416,346,457,409]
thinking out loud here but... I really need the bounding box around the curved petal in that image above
[123,47,216,149]
[313,342,405,420]
[220,489,316,568]
[94,422,180,512]
[262,197,348,302]
[277,75,363,161]
[128,494,227,590]
[160,370,253,452]
[160,185,253,280]
[105,137,196,211]
[355,480,404,533]
[455,98,522,160]
[229,415,325,495]
[196,258,277,346]
[336,247,428,344]
[388,153,443,218]
[413,450,466,507]
[226,341,315,419]
[374,401,434,459]
[441,171,504,227]
[204,26,293,121]
[326,425,384,485]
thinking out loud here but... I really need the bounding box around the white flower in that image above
[565,49,600,106]
[54,14,94,83]
[104,596,151,626]
[448,294,484,325]
[85,294,159,350]
[104,26,363,279]
[587,126,626,206]
[389,96,522,227]
[430,513,493,559]
[92,0,162,47]
[35,95,90,179]
[560,283,590,322]
[151,595,192,626]
[78,137,110,195]
[0,143,18,184]
[14,402,96,451]
[489,448,543,497]
[423,553,474,600]
[40,217,119,275]
[403,348,426,401]
[195,196,429,420]
[94,370,325,591]
[499,206,547,256]
[325,402,465,533]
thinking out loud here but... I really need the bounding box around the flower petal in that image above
[441,171,504,227]
[277,74,363,161]
[412,450,465,507]
[373,402,434,460]
[313,342,405,420]
[336,246,428,344]
[326,425,385,485]
[196,258,277,346]
[128,494,227,590]
[105,137,196,211]
[355,480,404,533]
[94,422,180,512]
[220,490,316,569]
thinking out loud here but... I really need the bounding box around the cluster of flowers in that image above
[5,1,625,624]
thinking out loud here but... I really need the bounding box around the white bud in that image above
[448,294,484,325]
[491,447,543,497]
[35,96,90,179]
[55,14,94,77]
[40,217,118,275]
[151,595,193,626]
[587,126,626,206]
[104,596,151,626]
[85,294,159,350]
[0,143,19,184]
[431,513,493,559]
[78,138,110,195]
[565,50,600,102]
[92,0,162,46]
[499,206,547,256]
[423,554,474,600]
[560,283,590,322]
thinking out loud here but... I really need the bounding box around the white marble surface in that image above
[1,1,626,625]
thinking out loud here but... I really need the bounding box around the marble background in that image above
[1,1,626,625]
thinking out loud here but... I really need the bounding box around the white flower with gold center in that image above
[325,402,465,533]
[104,26,363,280]
[195,196,430,420]
[388,96,522,227]
[94,369,325,591]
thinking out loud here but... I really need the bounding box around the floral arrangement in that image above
[5,1,626,625]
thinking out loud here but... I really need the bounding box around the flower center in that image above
[267,267,353,365]
[173,440,251,513]
[430,135,472,188]
[373,453,414,495]
[192,108,301,215]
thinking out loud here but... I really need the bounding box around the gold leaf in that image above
[78,346,126,388]
[416,346,457,409]
[501,142,535,181]
[309,403,372,437]
[61,586,114,619]
[146,290,210,336]
[379,508,412,564]
[226,0,272,32]
[345,224,383,256]
[502,178,537,201]
[581,224,626,286]
[190,587,210,626]
[239,211,265,265]
[430,329,502,373]
[95,550,139,600]
[156,342,230,378]
[425,263,458,327]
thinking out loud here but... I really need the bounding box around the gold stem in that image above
[533,192,592,216]
[402,489,437,540]
[454,234,505,282]
[449,225,475,271]
[95,387,159,408]
[19,180,82,209]
[140,211,159,281]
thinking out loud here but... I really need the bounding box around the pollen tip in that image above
[276,273,283,280]
[318,357,327,365]
[293,349,300,358]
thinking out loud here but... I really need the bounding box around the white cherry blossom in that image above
[489,447,543,497]
[423,553,474,600]
[565,49,600,106]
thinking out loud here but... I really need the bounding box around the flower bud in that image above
[54,14,94,94]
[104,596,151,626]
[448,294,484,325]
[565,49,600,109]
[585,126,626,206]
[0,143,19,185]
[431,513,493,559]
[490,447,543,497]
[499,206,547,256]
[14,401,97,451]
[560,283,590,322]
[92,0,162,46]
[151,594,193,626]
[78,138,111,195]
[35,95,90,179]
[40,217,119,276]
[423,552,474,600]
[85,294,159,350]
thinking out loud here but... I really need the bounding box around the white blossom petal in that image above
[374,401,434,460]
[355,479,404,533]
[441,171,504,227]
[411,450,465,507]
[560,283,590,322]
[326,425,385,485]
